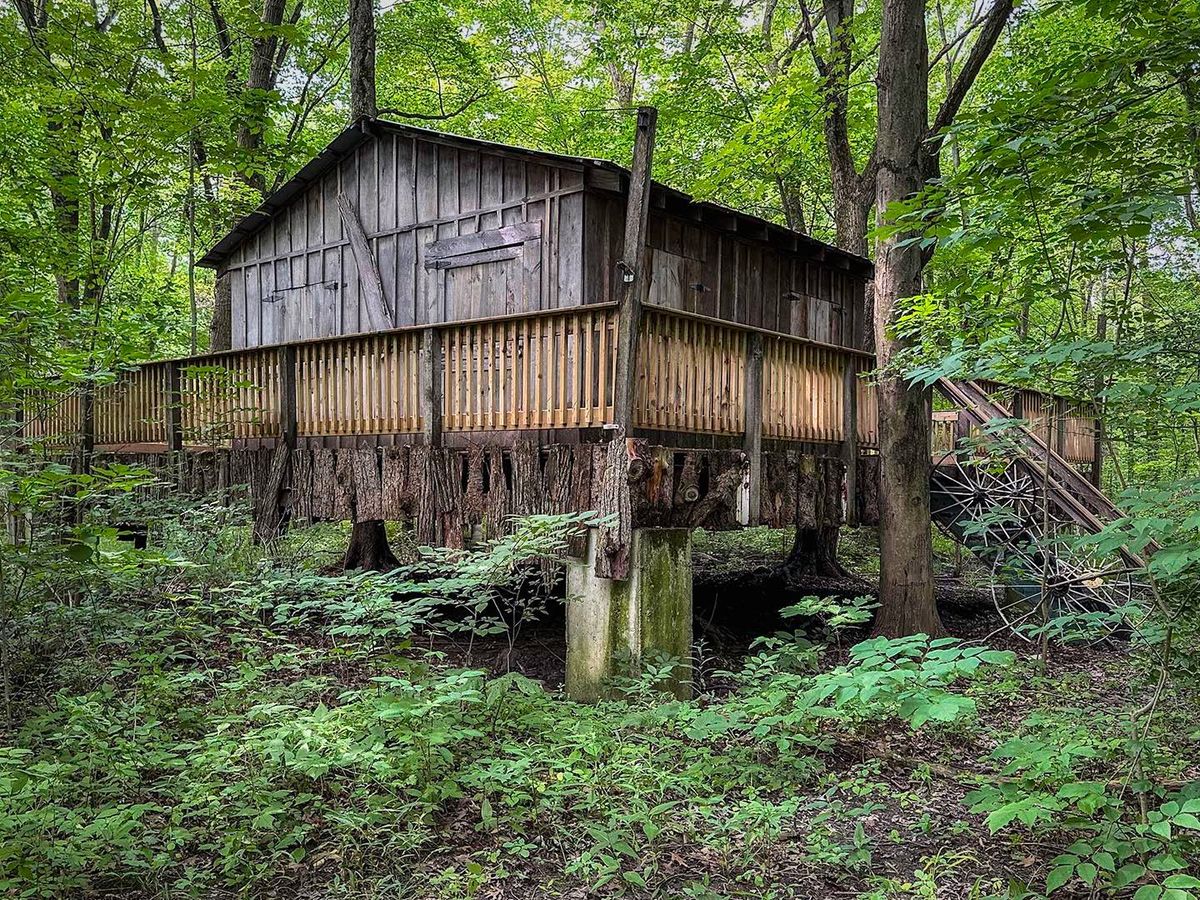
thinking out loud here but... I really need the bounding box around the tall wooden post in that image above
[596,106,658,580]
[611,105,658,433]
[280,345,298,450]
[742,333,764,525]
[420,326,443,446]
[842,357,859,526]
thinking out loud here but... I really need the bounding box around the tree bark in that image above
[870,0,943,637]
[209,271,232,351]
[348,0,377,121]
[786,525,850,578]
[342,520,399,571]
[231,0,295,195]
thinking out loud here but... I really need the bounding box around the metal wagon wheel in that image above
[989,536,1152,643]
[931,456,1042,550]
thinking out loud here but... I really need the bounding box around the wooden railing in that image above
[634,308,747,435]
[21,303,883,453]
[445,308,616,431]
[297,331,421,436]
[932,386,1098,467]
[635,306,878,447]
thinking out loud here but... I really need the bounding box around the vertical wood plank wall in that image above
[217,128,870,360]
[583,193,870,350]
[221,133,587,348]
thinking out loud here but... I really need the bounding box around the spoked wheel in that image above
[930,457,1041,550]
[989,536,1152,643]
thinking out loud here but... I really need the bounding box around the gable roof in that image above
[198,117,871,273]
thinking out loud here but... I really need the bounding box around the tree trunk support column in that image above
[252,345,297,544]
[566,527,692,702]
[741,333,764,525]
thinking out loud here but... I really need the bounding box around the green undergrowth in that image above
[1,499,1198,899]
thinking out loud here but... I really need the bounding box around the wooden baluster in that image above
[842,356,859,526]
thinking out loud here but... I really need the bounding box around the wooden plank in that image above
[742,332,763,524]
[336,191,391,331]
[425,245,522,270]
[426,221,541,261]
[842,356,858,526]
[281,345,297,448]
[421,326,443,444]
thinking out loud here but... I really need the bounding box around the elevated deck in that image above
[19,308,1100,550]
[23,303,879,454]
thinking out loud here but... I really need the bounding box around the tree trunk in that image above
[348,0,377,121]
[342,520,399,571]
[786,525,850,579]
[233,0,290,195]
[209,271,232,351]
[870,0,943,637]
[784,142,872,581]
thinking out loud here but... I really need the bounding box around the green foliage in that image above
[0,501,1021,895]
[964,728,1200,898]
[802,636,1015,730]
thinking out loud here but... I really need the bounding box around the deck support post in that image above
[566,527,692,702]
[420,326,443,446]
[741,333,764,525]
[253,345,297,543]
[280,345,298,450]
[611,105,657,433]
[165,361,184,487]
[842,358,859,526]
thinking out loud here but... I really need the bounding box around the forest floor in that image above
[3,511,1198,899]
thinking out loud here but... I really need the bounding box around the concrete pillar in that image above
[565,527,693,701]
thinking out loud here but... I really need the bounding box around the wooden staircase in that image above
[929,379,1149,636]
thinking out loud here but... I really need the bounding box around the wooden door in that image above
[425,222,543,322]
[274,282,341,341]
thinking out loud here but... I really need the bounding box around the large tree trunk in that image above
[231,0,291,195]
[342,520,399,571]
[209,271,232,351]
[786,524,849,579]
[348,0,377,121]
[870,0,943,637]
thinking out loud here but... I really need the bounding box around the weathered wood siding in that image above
[217,124,868,354]
[583,193,870,350]
[220,132,587,349]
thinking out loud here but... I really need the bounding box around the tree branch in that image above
[929,0,1013,143]
[378,89,490,121]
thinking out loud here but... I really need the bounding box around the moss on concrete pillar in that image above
[566,527,693,701]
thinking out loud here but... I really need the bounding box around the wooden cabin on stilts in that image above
[21,113,1110,699]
